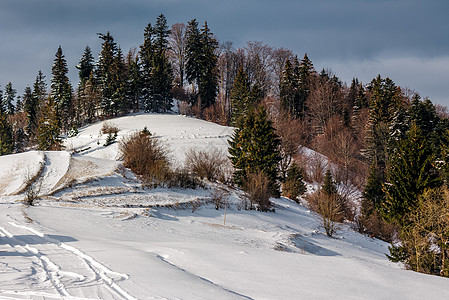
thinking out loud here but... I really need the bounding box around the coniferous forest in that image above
[0,14,448,278]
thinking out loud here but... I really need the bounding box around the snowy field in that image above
[0,113,448,299]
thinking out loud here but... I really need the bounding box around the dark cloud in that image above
[0,0,448,105]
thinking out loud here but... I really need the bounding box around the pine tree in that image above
[185,19,218,110]
[51,46,72,130]
[77,46,95,89]
[228,105,281,196]
[322,169,338,196]
[125,50,142,112]
[140,15,173,112]
[382,124,442,225]
[97,32,118,116]
[230,66,251,125]
[0,112,13,155]
[282,162,306,201]
[37,97,63,151]
[2,82,16,115]
[197,21,218,110]
[23,86,38,137]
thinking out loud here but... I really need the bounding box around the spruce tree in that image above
[230,66,251,125]
[37,97,63,151]
[139,15,173,112]
[97,32,118,116]
[382,124,442,225]
[185,19,218,110]
[282,162,306,201]
[23,86,38,137]
[77,46,95,89]
[51,46,72,130]
[125,51,142,112]
[228,105,281,196]
[197,21,218,109]
[0,112,13,155]
[2,82,16,115]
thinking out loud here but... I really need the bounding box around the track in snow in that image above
[0,222,136,300]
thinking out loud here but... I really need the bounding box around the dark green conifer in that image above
[0,112,13,155]
[228,105,281,196]
[51,46,72,130]
[230,66,251,125]
[37,97,63,151]
[382,124,442,225]
[2,82,16,115]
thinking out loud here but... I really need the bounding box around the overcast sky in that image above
[0,0,448,106]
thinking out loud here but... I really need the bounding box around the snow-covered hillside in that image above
[0,113,448,299]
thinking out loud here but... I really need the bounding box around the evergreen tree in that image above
[23,86,38,137]
[32,71,47,109]
[37,97,63,151]
[112,47,128,114]
[228,105,281,196]
[382,124,442,225]
[185,19,218,110]
[282,162,306,201]
[0,112,13,155]
[125,50,142,112]
[76,45,95,89]
[197,21,218,109]
[97,32,118,116]
[139,15,173,112]
[280,59,298,116]
[230,66,251,125]
[51,46,72,130]
[2,82,16,115]
[322,169,338,196]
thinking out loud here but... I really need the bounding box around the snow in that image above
[0,113,448,299]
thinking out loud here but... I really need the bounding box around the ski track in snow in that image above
[0,222,136,300]
[154,254,254,300]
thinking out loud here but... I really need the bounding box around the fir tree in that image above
[197,21,218,109]
[382,124,442,225]
[77,46,95,89]
[51,46,72,130]
[228,105,281,196]
[185,19,218,110]
[282,162,306,201]
[97,32,118,116]
[2,82,16,115]
[139,15,173,112]
[230,66,251,125]
[37,97,63,151]
[322,169,338,196]
[23,86,38,137]
[125,50,142,112]
[0,112,13,155]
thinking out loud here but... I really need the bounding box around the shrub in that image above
[185,148,229,182]
[120,130,170,186]
[166,167,201,189]
[210,187,230,210]
[101,122,119,135]
[104,132,117,146]
[243,171,271,212]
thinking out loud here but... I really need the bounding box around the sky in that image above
[0,0,448,106]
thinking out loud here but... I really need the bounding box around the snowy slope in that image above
[0,113,448,299]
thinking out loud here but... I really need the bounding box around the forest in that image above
[0,13,448,278]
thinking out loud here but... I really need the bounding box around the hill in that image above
[0,113,448,299]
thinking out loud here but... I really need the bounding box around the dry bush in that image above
[185,148,229,182]
[166,167,201,189]
[202,102,230,126]
[210,187,230,210]
[243,172,271,212]
[101,122,119,135]
[120,131,170,186]
[307,191,342,237]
